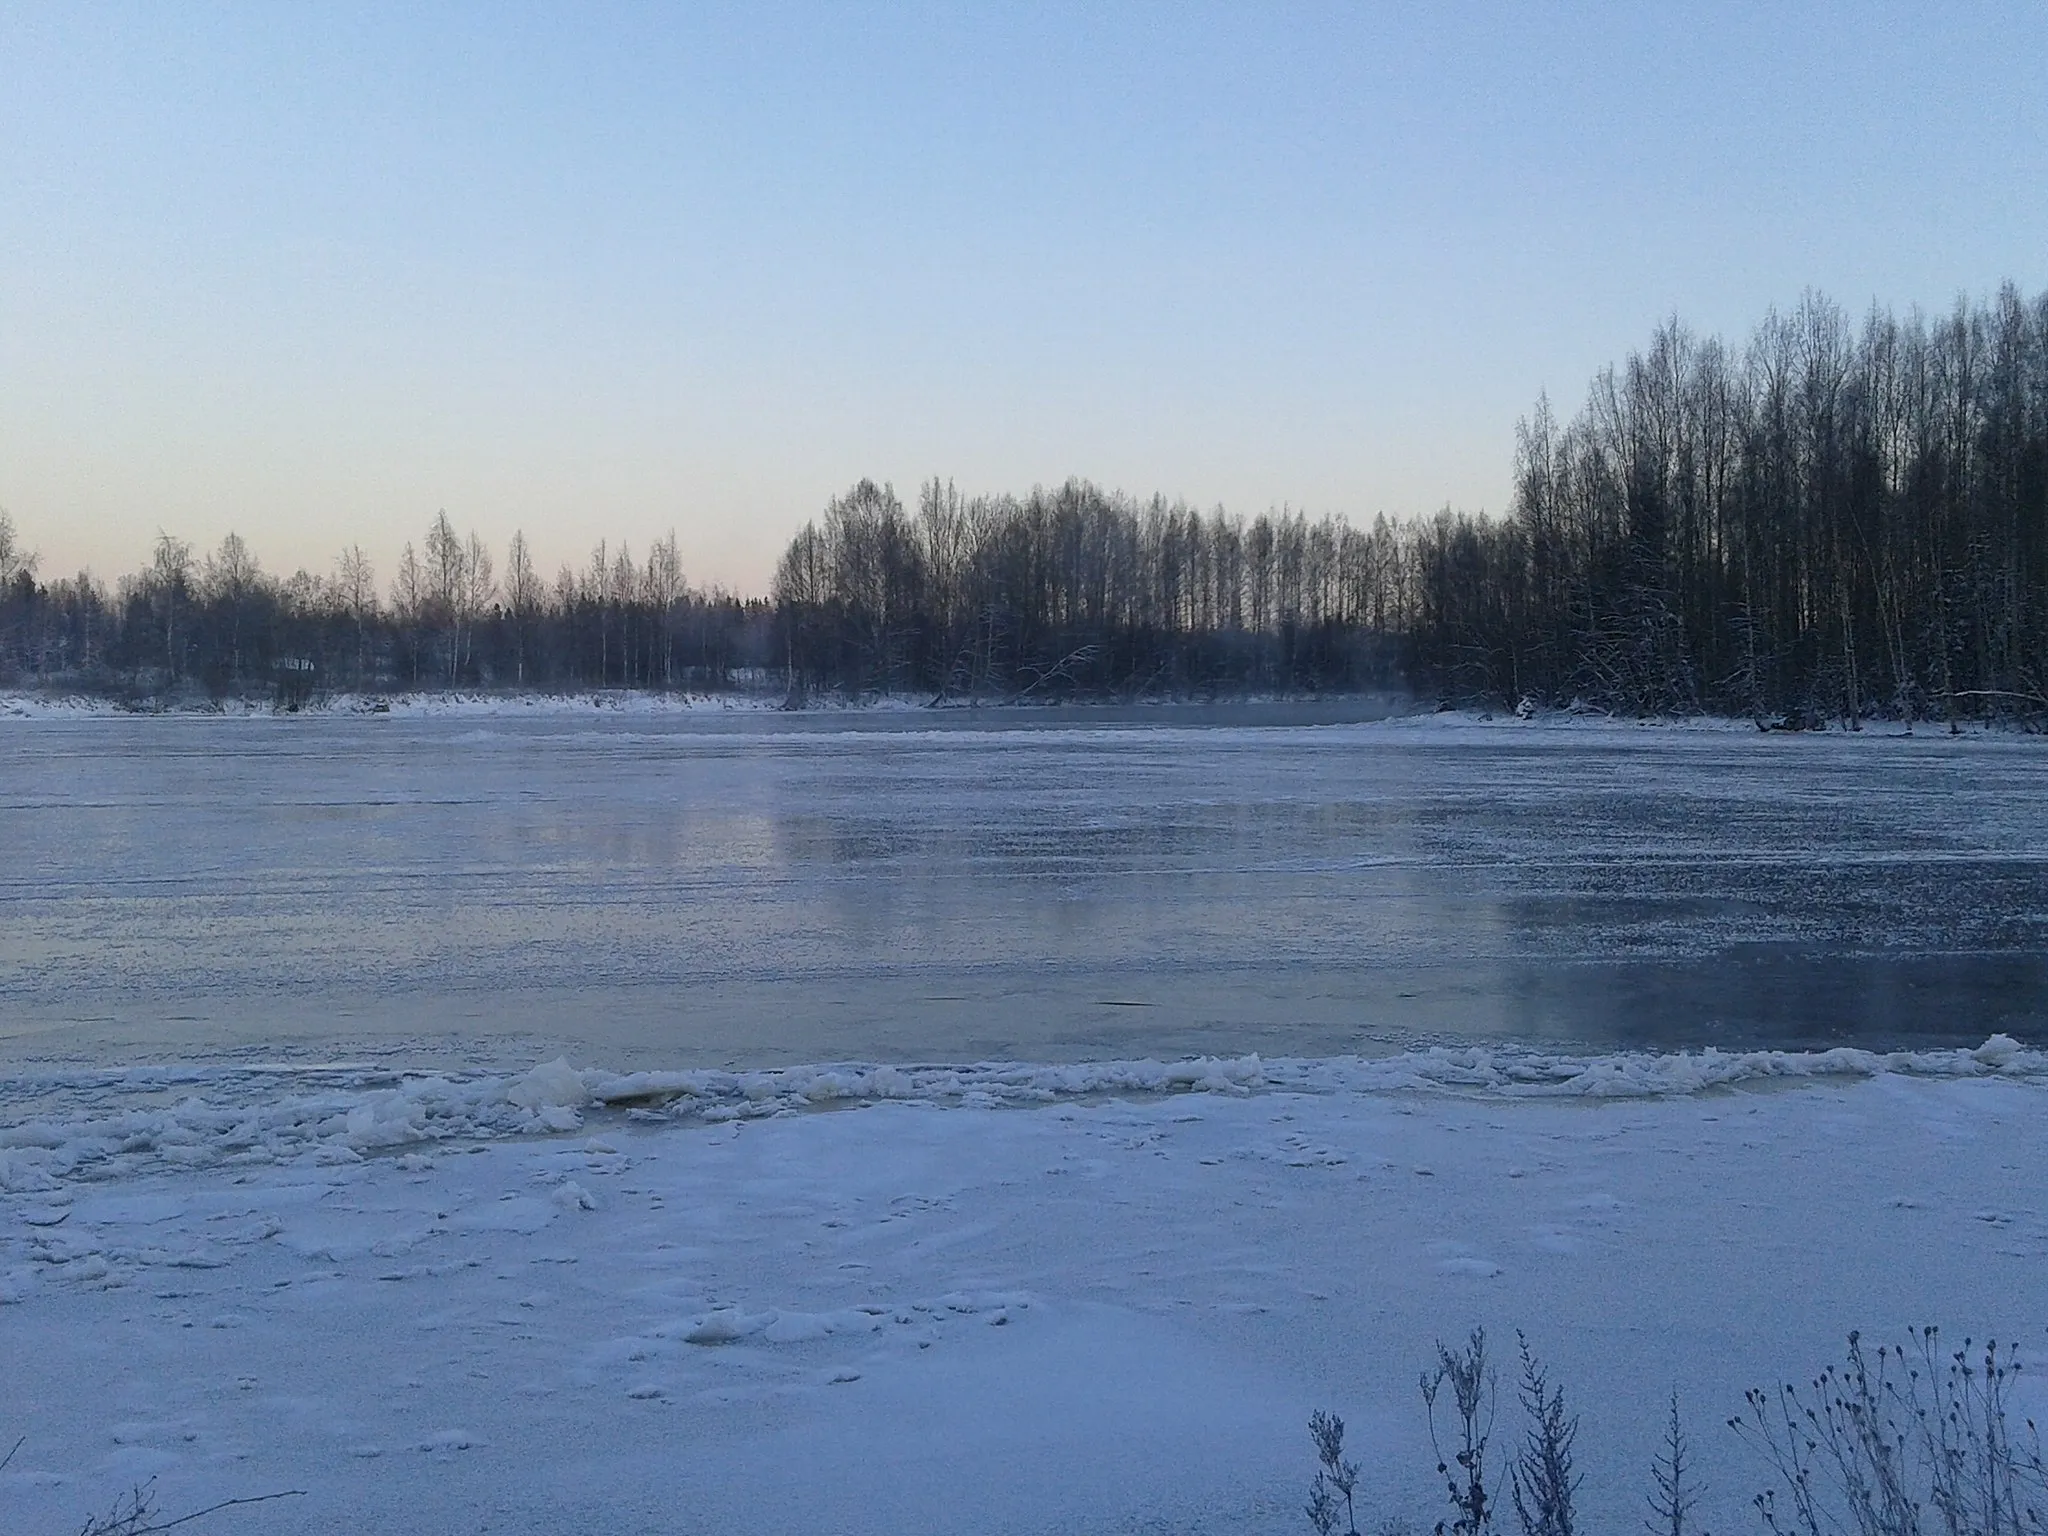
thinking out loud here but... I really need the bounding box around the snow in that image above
[0,685,2018,727]
[7,1042,2048,1534]
[0,689,798,719]
[0,687,1107,721]
[4,1040,2038,1189]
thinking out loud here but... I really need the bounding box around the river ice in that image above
[4,708,2045,1072]
[4,708,2046,1533]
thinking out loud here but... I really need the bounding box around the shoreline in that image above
[1,686,2023,733]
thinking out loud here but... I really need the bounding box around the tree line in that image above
[1413,283,2048,723]
[2,281,2042,718]
[772,478,1409,701]
[773,284,2048,721]
[0,510,776,702]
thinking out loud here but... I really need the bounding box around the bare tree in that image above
[149,532,194,683]
[583,540,611,684]
[647,531,685,687]
[609,541,637,686]
[0,508,33,587]
[201,532,263,684]
[423,511,467,683]
[459,530,495,681]
[334,544,377,686]
[391,542,425,686]
[504,531,542,686]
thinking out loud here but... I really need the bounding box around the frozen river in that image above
[2,706,2044,1072]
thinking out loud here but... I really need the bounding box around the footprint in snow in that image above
[449,1197,557,1234]
[111,1420,197,1446]
[671,1292,1029,1349]
[67,1193,188,1226]
[1436,1257,1503,1279]
[680,1309,772,1345]
[1567,1193,1623,1212]
[102,1446,179,1479]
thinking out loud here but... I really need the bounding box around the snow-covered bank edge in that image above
[1,1036,2034,1193]
[0,688,798,719]
[7,688,2037,736]
[0,688,1404,721]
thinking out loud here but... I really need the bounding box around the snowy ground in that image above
[0,689,797,718]
[1,689,1408,719]
[7,1041,2048,1535]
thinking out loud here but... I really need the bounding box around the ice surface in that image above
[4,709,2044,1069]
[6,1050,2048,1534]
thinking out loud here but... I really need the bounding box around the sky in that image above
[2,3,2043,597]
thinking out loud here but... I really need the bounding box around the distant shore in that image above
[5,686,2032,734]
[0,687,1423,725]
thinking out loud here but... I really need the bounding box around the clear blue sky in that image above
[3,2,2043,594]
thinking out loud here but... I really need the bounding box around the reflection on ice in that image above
[1,709,2044,1068]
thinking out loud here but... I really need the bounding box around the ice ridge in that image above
[0,1036,2035,1193]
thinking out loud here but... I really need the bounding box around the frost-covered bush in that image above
[0,1436,302,1536]
[1732,1331,2048,1536]
[1313,1329,2043,1536]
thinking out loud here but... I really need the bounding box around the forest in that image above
[1419,282,2048,724]
[2,283,2043,721]
[0,514,779,704]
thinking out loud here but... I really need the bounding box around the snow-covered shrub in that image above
[1424,1328,1501,1536]
[1,1435,303,1536]
[1509,1332,1581,1536]
[1733,1331,2048,1536]
[1315,1330,2044,1536]
[1308,1409,1363,1536]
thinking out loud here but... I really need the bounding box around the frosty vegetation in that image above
[1311,1329,2048,1536]
[0,1434,303,1536]
[1,283,2043,719]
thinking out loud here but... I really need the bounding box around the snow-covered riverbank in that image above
[0,689,798,719]
[6,1042,2047,1535]
[10,685,2039,745]
[0,687,1432,726]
